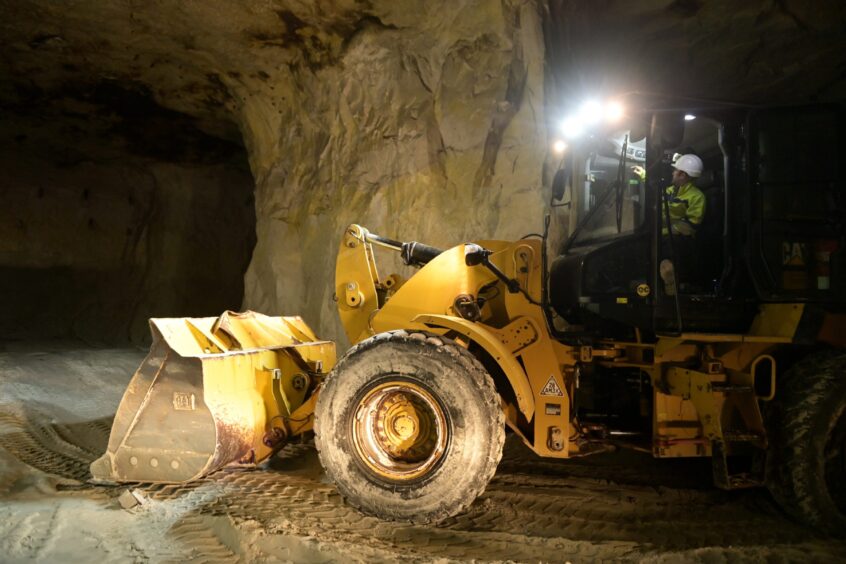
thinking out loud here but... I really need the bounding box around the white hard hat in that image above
[672,154,703,178]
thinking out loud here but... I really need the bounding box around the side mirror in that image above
[551,167,570,202]
[650,112,685,148]
[552,150,574,203]
[629,116,649,143]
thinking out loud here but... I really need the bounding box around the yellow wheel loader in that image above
[93,99,845,535]
[315,222,846,528]
[315,100,845,532]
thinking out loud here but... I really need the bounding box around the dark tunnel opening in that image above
[0,80,257,344]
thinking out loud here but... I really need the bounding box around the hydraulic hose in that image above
[401,241,444,266]
[364,231,444,267]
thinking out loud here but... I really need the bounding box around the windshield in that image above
[568,130,646,248]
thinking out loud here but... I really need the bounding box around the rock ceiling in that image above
[2,1,842,137]
[546,0,846,106]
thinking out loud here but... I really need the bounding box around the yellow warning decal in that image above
[540,375,564,397]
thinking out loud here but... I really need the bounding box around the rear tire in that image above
[766,350,846,536]
[315,330,504,524]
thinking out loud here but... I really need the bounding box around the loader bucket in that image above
[90,311,335,484]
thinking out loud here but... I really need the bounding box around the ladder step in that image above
[725,473,763,489]
[711,440,765,489]
[711,383,753,394]
[723,431,765,442]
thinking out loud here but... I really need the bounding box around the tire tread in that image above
[315,330,505,524]
[767,349,846,536]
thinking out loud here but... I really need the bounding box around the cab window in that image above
[569,131,646,247]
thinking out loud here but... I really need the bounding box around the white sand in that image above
[1,342,843,562]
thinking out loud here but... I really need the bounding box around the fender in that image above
[413,313,535,421]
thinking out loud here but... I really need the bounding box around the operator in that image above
[660,153,705,295]
[631,148,696,183]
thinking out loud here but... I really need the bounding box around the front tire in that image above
[315,330,505,524]
[766,350,846,536]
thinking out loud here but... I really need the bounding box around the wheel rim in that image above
[351,380,448,482]
[824,404,846,514]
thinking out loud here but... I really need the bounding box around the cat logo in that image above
[782,242,806,266]
[540,375,564,397]
[636,283,651,297]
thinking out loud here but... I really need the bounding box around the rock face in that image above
[1,0,844,343]
[239,1,549,344]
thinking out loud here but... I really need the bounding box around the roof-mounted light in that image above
[559,97,626,139]
[605,101,625,123]
[579,99,604,125]
[552,139,568,154]
[560,117,584,139]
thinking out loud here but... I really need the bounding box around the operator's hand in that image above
[631,165,646,182]
[670,219,696,237]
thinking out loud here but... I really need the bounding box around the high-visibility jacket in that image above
[662,181,705,236]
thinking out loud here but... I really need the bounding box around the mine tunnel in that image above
[1,1,845,561]
[0,80,256,344]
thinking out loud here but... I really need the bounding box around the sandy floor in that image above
[1,341,844,563]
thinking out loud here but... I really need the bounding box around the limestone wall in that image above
[238,0,550,344]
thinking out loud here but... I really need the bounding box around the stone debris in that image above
[118,489,147,510]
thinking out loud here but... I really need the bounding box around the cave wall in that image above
[0,95,256,343]
[238,0,550,344]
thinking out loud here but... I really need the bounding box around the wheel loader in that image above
[92,99,845,535]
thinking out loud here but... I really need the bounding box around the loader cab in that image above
[548,100,845,336]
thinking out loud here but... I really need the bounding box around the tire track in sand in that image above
[2,403,844,562]
[0,407,106,483]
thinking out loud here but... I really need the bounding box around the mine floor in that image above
[1,342,844,562]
